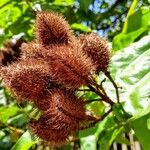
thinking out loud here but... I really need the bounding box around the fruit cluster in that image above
[0,11,110,145]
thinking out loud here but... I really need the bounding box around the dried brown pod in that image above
[42,90,95,128]
[35,11,74,46]
[29,119,71,144]
[21,42,95,89]
[0,39,25,66]
[44,44,95,89]
[0,58,57,102]
[29,89,95,144]
[21,42,43,59]
[79,33,111,73]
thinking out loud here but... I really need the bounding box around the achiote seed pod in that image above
[29,89,95,144]
[45,45,95,89]
[36,12,74,46]
[29,119,71,145]
[21,42,96,89]
[0,58,58,102]
[0,39,25,66]
[79,33,111,73]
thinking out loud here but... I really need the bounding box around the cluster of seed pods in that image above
[0,11,110,145]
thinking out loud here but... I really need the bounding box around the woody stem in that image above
[105,71,120,102]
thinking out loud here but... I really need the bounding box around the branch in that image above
[85,99,102,104]
[80,108,112,130]
[105,71,120,103]
[88,84,114,105]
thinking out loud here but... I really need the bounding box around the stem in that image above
[122,0,139,33]
[85,99,102,104]
[77,89,90,92]
[105,71,120,103]
[88,84,114,105]
[80,108,112,130]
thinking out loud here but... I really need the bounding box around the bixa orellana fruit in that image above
[0,11,110,145]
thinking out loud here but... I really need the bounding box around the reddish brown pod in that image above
[21,42,43,59]
[42,89,93,121]
[0,38,25,66]
[29,119,71,145]
[21,42,95,89]
[0,58,57,102]
[79,33,111,73]
[35,11,74,46]
[29,89,95,144]
[44,45,95,89]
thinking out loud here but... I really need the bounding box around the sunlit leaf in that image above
[113,7,150,50]
[0,106,21,124]
[80,135,96,150]
[129,113,150,150]
[71,23,91,32]
[53,0,74,5]
[11,131,36,150]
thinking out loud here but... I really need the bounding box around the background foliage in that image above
[0,0,150,150]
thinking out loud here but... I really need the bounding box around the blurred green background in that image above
[0,0,150,150]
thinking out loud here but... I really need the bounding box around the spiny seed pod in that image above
[43,44,96,89]
[39,113,78,130]
[0,39,25,66]
[36,11,74,46]
[21,42,95,89]
[0,58,57,102]
[79,33,111,73]
[41,90,95,127]
[21,42,43,59]
[29,89,95,144]
[29,119,71,144]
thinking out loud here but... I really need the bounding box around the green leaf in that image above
[115,134,130,145]
[0,106,20,124]
[96,116,122,150]
[147,118,150,130]
[112,27,147,51]
[79,125,98,138]
[98,126,123,150]
[129,72,150,110]
[111,35,150,113]
[71,23,91,32]
[0,131,5,140]
[127,106,150,149]
[11,131,36,150]
[112,6,150,51]
[86,101,105,117]
[8,114,29,127]
[129,113,150,150]
[79,0,93,13]
[53,0,74,6]
[128,105,150,122]
[80,135,96,150]
[79,115,117,150]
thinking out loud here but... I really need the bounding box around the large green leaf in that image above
[98,126,124,150]
[111,35,150,113]
[110,35,150,148]
[11,131,36,150]
[79,116,118,150]
[128,106,150,150]
[131,114,150,150]
[112,6,150,51]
